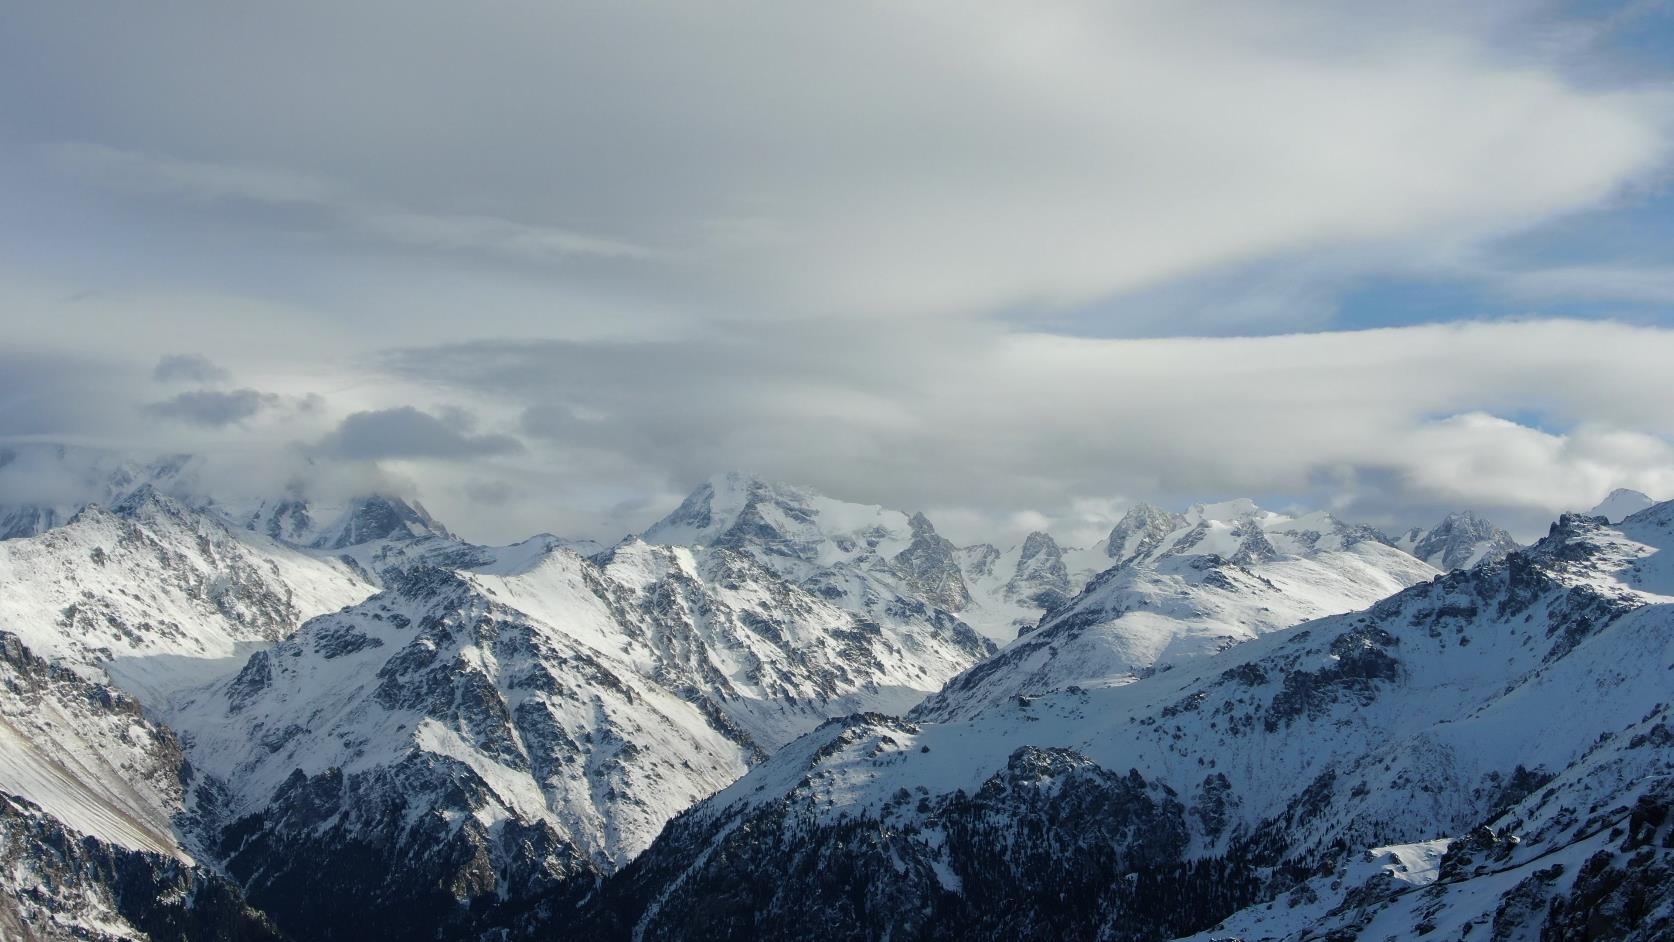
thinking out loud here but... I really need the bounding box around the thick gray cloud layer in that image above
[0,2,1671,545]
[152,353,230,384]
[313,407,524,462]
[147,388,277,427]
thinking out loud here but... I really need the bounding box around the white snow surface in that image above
[919,499,1439,720]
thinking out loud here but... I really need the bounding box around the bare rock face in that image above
[893,512,973,611]
[1004,531,1072,611]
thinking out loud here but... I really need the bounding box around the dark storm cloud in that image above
[146,388,277,427]
[153,353,231,384]
[313,407,524,461]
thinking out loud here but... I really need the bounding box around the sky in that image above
[4,0,1674,547]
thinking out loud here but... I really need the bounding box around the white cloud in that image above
[12,1,1669,326]
[2,3,1672,547]
[374,317,1674,544]
[57,143,656,263]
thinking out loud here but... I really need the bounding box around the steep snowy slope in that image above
[0,631,281,941]
[920,499,1437,721]
[0,632,184,859]
[167,561,750,940]
[0,488,375,703]
[1394,510,1520,570]
[566,503,1674,942]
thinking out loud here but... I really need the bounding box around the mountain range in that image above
[1,446,1667,941]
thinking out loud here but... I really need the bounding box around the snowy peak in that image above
[306,494,453,549]
[1105,498,1388,571]
[920,500,1437,719]
[644,473,914,564]
[1004,531,1071,607]
[642,474,987,652]
[0,490,374,703]
[1589,487,1656,523]
[891,511,970,610]
[1182,496,1266,524]
[1105,502,1187,564]
[1396,510,1520,570]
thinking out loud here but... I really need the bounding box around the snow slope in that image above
[919,499,1438,721]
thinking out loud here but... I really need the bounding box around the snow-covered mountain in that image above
[955,532,1111,642]
[0,487,375,703]
[919,499,1439,721]
[643,474,996,657]
[5,450,1667,941]
[155,529,994,938]
[1589,487,1657,523]
[1394,509,1520,570]
[571,500,1674,941]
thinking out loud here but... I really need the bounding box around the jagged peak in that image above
[1018,530,1060,559]
[309,494,452,549]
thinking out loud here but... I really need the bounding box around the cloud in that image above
[56,142,655,264]
[312,406,524,461]
[10,1,1668,328]
[383,317,1674,543]
[152,353,231,384]
[3,3,1674,547]
[146,388,278,427]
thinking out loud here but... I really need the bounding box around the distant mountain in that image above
[1394,510,1520,570]
[642,473,994,659]
[571,501,1674,942]
[0,443,200,540]
[919,498,1438,721]
[955,532,1112,642]
[1589,487,1656,523]
[0,487,375,704]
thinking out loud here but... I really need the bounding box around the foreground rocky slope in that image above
[0,631,278,941]
[564,501,1674,941]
